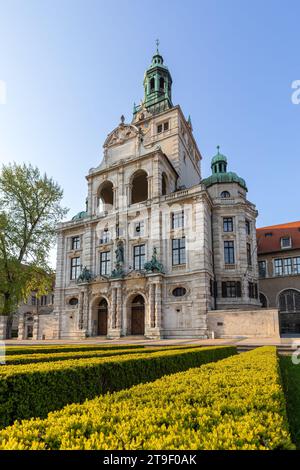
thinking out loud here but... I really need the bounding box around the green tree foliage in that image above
[0,163,68,318]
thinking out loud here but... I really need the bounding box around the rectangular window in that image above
[100,251,111,276]
[284,258,293,275]
[247,243,252,266]
[281,237,291,249]
[133,244,145,271]
[172,238,186,265]
[224,241,235,264]
[134,221,144,237]
[31,295,36,306]
[223,217,233,232]
[72,236,80,250]
[40,295,47,306]
[70,257,81,280]
[245,220,251,235]
[157,124,163,134]
[172,210,184,229]
[248,282,258,299]
[221,281,241,298]
[274,259,283,276]
[293,257,300,274]
[258,260,267,278]
[163,121,169,131]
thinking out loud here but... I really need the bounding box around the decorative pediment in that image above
[104,123,140,148]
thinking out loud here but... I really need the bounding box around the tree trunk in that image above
[1,292,13,339]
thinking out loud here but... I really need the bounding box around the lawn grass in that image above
[280,355,300,448]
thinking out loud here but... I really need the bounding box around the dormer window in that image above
[220,191,230,198]
[281,237,292,249]
[72,236,80,250]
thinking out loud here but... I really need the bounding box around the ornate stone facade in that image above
[51,48,261,340]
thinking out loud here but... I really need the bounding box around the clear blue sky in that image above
[0,0,299,265]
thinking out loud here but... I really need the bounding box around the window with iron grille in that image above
[221,281,241,298]
[274,258,283,276]
[172,211,184,229]
[258,260,267,278]
[70,257,81,280]
[248,282,258,299]
[133,245,145,271]
[100,251,111,276]
[224,241,235,264]
[172,238,186,265]
[72,236,80,250]
[223,217,233,232]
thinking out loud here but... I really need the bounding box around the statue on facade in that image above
[77,266,93,284]
[144,248,164,273]
[111,241,125,278]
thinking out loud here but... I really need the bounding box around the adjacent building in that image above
[257,221,300,334]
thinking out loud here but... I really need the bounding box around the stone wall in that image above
[207,308,280,338]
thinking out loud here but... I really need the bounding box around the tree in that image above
[0,163,68,335]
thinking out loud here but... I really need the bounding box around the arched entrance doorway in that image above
[131,295,145,335]
[279,289,300,335]
[97,298,108,335]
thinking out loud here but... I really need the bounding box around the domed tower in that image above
[202,146,247,191]
[134,41,173,116]
[203,147,260,311]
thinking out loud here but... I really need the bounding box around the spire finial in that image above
[156,38,160,53]
[120,114,125,125]
[217,145,220,154]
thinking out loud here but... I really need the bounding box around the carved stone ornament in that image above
[77,266,94,284]
[104,124,141,148]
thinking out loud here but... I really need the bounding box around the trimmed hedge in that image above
[280,356,300,448]
[0,346,235,428]
[3,347,148,365]
[2,344,215,365]
[3,344,144,356]
[0,346,293,450]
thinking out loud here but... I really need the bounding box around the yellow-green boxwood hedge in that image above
[0,346,235,428]
[3,343,143,356]
[2,344,214,365]
[0,346,293,450]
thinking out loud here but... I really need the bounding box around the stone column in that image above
[32,314,39,340]
[144,275,162,339]
[17,313,25,340]
[78,291,84,331]
[155,283,162,328]
[107,283,122,338]
[149,283,155,328]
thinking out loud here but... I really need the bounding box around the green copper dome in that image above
[72,211,88,221]
[202,146,247,191]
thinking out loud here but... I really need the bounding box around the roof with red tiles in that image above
[257,221,300,254]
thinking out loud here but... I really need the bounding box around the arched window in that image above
[161,172,168,196]
[131,170,148,204]
[279,289,300,313]
[69,297,78,306]
[150,77,155,92]
[259,293,268,308]
[159,77,165,90]
[221,191,231,198]
[98,181,114,213]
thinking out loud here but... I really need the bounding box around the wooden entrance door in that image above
[97,299,108,335]
[131,295,145,335]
